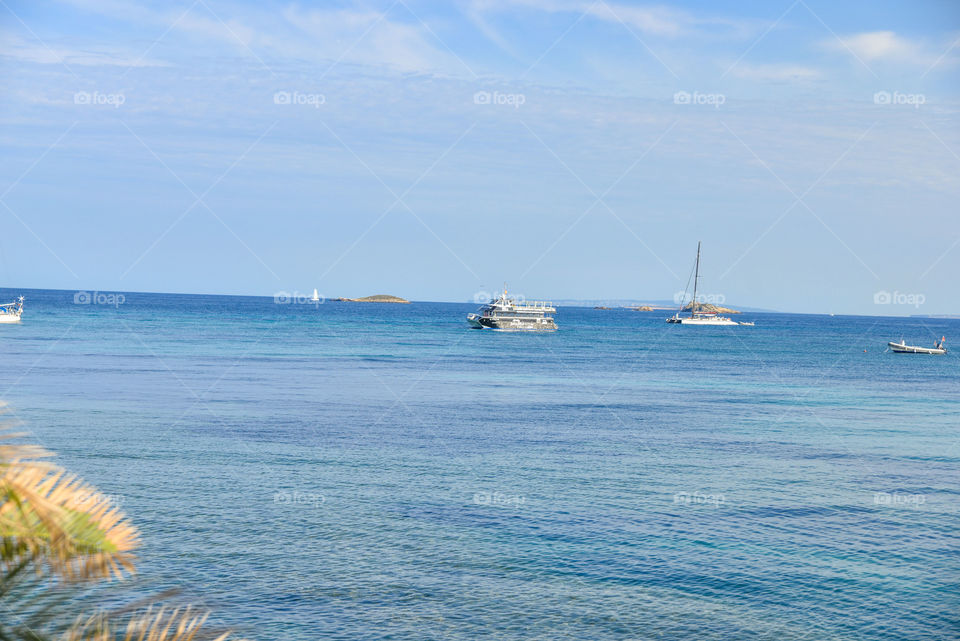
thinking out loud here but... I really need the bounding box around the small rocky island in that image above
[335,295,410,304]
[683,302,740,314]
[594,305,661,311]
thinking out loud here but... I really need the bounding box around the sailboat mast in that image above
[691,241,701,317]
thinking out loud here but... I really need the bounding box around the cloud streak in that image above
[0,33,170,67]
[821,30,958,69]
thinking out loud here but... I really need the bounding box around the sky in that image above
[0,0,958,315]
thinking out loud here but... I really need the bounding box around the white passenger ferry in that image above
[467,287,557,331]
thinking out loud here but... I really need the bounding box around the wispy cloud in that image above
[469,0,758,39]
[730,62,820,81]
[821,30,957,68]
[586,1,749,38]
[50,0,465,75]
[279,5,454,74]
[0,32,169,67]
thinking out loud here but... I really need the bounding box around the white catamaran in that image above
[667,242,740,326]
[0,296,24,324]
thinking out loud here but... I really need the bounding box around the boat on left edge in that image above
[0,296,24,323]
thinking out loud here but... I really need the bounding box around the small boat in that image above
[888,337,947,355]
[311,288,321,302]
[0,296,24,324]
[666,242,744,326]
[738,321,755,326]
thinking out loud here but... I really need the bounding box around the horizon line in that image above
[2,285,959,318]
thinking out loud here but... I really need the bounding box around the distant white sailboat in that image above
[311,288,320,302]
[0,296,24,324]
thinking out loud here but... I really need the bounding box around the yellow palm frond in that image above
[0,431,50,462]
[0,424,140,580]
[0,412,252,640]
[66,607,244,641]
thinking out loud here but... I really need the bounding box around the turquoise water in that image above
[1,289,958,639]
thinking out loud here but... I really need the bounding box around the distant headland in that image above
[591,302,742,314]
[592,304,671,311]
[335,295,410,304]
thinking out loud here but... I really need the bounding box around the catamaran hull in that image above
[0,314,21,324]
[888,342,946,354]
[666,317,738,326]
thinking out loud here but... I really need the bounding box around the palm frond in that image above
[0,420,140,581]
[0,410,251,641]
[1,462,140,580]
[66,607,244,641]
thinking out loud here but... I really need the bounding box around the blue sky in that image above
[1,0,958,314]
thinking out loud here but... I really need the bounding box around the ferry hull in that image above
[467,314,557,331]
[666,316,738,326]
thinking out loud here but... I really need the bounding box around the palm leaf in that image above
[0,411,250,641]
[0,420,140,582]
[65,607,244,641]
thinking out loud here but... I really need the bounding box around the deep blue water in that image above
[1,288,958,640]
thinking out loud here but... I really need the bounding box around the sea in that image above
[1,288,957,640]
